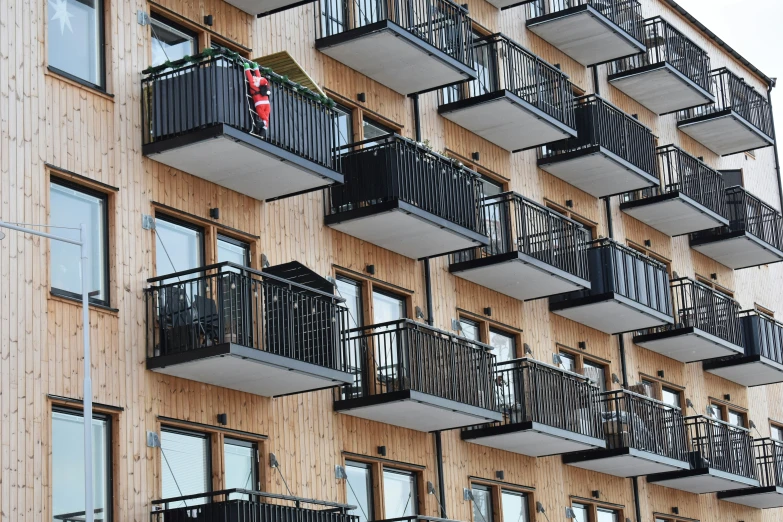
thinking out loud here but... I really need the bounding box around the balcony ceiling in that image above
[703,355,783,387]
[647,468,759,494]
[463,421,606,457]
[223,0,309,15]
[634,327,744,363]
[551,295,672,335]
[439,92,576,152]
[609,64,715,115]
[678,112,774,156]
[719,487,783,509]
[620,192,728,237]
[690,232,783,270]
[563,448,690,478]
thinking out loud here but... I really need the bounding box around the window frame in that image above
[160,425,213,507]
[468,479,534,522]
[217,234,251,268]
[341,456,425,520]
[568,498,625,522]
[456,310,522,350]
[694,274,734,298]
[638,374,684,408]
[345,460,375,522]
[770,422,783,441]
[382,467,419,519]
[149,12,201,69]
[545,200,598,240]
[708,398,748,426]
[154,213,207,278]
[223,436,260,494]
[626,240,673,276]
[47,0,108,91]
[558,345,610,391]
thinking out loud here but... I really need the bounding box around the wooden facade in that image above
[0,0,781,521]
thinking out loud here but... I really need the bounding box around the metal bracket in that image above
[137,11,150,26]
[269,452,279,468]
[335,465,347,480]
[142,214,156,230]
[463,488,474,502]
[146,431,161,448]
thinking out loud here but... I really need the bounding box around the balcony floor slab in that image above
[647,467,760,494]
[703,354,783,387]
[690,231,783,270]
[223,0,311,15]
[334,389,503,432]
[462,421,606,457]
[147,343,354,397]
[620,192,728,237]
[316,21,476,95]
[678,110,774,156]
[718,486,783,509]
[438,90,576,152]
[144,124,343,202]
[633,327,744,363]
[550,292,673,335]
[608,63,715,115]
[562,447,690,478]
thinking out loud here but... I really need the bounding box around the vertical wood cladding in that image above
[0,0,780,521]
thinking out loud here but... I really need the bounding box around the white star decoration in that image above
[49,0,74,35]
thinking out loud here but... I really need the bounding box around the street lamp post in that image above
[0,220,94,522]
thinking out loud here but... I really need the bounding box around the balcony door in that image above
[383,468,417,518]
[490,329,516,410]
[373,289,407,388]
[224,438,259,499]
[217,235,252,346]
[345,461,374,522]
[161,428,211,508]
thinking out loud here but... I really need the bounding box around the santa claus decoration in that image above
[244,62,271,137]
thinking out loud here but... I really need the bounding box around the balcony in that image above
[145,262,353,397]
[151,489,357,522]
[549,239,674,334]
[703,310,783,387]
[326,135,489,259]
[462,358,606,456]
[524,0,646,66]
[647,416,759,493]
[608,17,714,114]
[633,278,743,363]
[538,95,658,198]
[439,34,577,151]
[689,186,783,269]
[620,145,728,237]
[562,389,690,477]
[334,319,502,432]
[719,439,783,509]
[142,51,343,201]
[449,192,591,301]
[677,68,774,156]
[315,0,476,95]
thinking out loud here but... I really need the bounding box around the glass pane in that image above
[460,318,480,341]
[661,387,681,409]
[373,291,405,324]
[155,218,203,283]
[570,503,588,522]
[224,439,256,499]
[709,405,723,420]
[50,181,107,303]
[52,410,110,522]
[346,461,373,522]
[641,379,656,398]
[337,277,363,331]
[161,429,210,508]
[501,490,528,522]
[383,469,417,518]
[48,0,103,86]
[597,507,619,522]
[478,174,503,198]
[558,352,576,372]
[772,425,783,441]
[362,118,392,148]
[217,236,250,274]
[471,485,492,522]
[728,410,745,427]
[489,330,515,364]
[583,360,606,392]
[334,104,353,153]
[151,16,197,68]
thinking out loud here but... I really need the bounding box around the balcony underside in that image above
[223,0,312,15]
[326,199,488,259]
[718,486,783,509]
[703,354,783,387]
[562,447,690,478]
[147,343,354,397]
[620,191,728,237]
[315,21,476,95]
[608,63,715,115]
[550,292,673,335]
[462,421,606,457]
[690,230,783,270]
[450,251,590,301]
[438,90,577,152]
[334,389,503,432]
[633,327,744,363]
[647,467,760,494]
[526,5,645,66]
[678,109,775,156]
[143,124,343,202]
[538,147,659,198]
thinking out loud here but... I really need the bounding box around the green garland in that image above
[142,46,335,108]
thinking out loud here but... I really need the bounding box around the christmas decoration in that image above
[49,0,74,35]
[244,63,271,137]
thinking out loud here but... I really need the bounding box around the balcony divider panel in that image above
[741,311,783,364]
[685,416,757,480]
[525,0,645,44]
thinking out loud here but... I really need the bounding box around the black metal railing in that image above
[610,17,711,94]
[142,52,340,171]
[678,68,774,139]
[340,319,497,410]
[440,33,575,130]
[54,508,105,522]
[691,186,783,253]
[739,310,783,365]
[600,389,687,462]
[526,0,645,44]
[754,438,783,488]
[685,416,757,480]
[316,0,474,67]
[486,358,604,439]
[145,262,349,371]
[450,192,590,280]
[539,95,657,177]
[151,489,358,522]
[550,238,672,318]
[636,278,742,346]
[328,134,486,234]
[622,145,726,219]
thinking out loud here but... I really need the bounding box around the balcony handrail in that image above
[601,387,682,411]
[495,356,593,382]
[684,415,751,433]
[684,415,757,479]
[378,516,463,522]
[347,318,494,353]
[480,191,586,229]
[754,438,783,487]
[152,489,357,511]
[725,185,783,251]
[588,237,667,270]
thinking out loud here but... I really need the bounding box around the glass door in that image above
[373,290,407,389]
[224,438,258,499]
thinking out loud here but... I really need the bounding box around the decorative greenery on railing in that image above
[141,46,335,108]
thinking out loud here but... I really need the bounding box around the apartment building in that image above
[1,0,783,521]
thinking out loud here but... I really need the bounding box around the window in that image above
[52,408,112,522]
[695,274,734,298]
[639,376,683,409]
[336,276,364,331]
[489,328,516,364]
[362,117,393,148]
[478,173,504,198]
[626,241,672,275]
[728,409,746,428]
[772,424,783,441]
[709,400,747,427]
[756,304,775,318]
[48,0,105,88]
[719,169,744,188]
[596,508,619,522]
[501,489,529,522]
[50,179,109,305]
[150,14,198,68]
[160,428,211,508]
[569,502,621,522]
[471,484,493,522]
[661,386,682,409]
[224,438,258,498]
[217,235,251,272]
[373,289,408,379]
[155,215,204,282]
[570,503,589,522]
[558,351,577,373]
[345,461,373,522]
[383,469,417,518]
[460,317,481,342]
[373,289,406,324]
[334,103,354,153]
[583,360,607,392]
[545,201,598,241]
[558,348,608,391]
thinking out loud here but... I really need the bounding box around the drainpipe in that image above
[412,93,422,142]
[592,65,601,96]
[766,83,782,212]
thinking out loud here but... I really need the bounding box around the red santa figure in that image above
[244,63,271,137]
